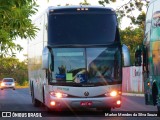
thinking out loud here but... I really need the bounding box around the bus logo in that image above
[84,91,89,96]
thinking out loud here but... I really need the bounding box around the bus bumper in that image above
[47,96,121,110]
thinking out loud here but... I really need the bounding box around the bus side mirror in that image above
[42,46,54,71]
[122,44,131,67]
[135,46,142,66]
[42,46,49,70]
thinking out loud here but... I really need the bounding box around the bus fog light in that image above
[116,100,121,105]
[50,101,56,106]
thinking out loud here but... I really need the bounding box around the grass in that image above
[15,82,29,89]
[15,85,29,89]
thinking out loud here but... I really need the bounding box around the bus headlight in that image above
[105,90,121,97]
[50,91,68,98]
[55,92,63,98]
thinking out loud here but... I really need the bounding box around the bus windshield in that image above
[48,13,118,45]
[50,47,121,86]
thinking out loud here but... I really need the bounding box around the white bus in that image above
[28,6,130,112]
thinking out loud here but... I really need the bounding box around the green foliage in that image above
[0,57,28,85]
[120,27,144,65]
[80,0,90,5]
[120,27,144,52]
[98,0,116,6]
[98,0,148,27]
[129,11,146,29]
[0,0,38,57]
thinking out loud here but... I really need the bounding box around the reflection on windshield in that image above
[87,48,120,83]
[52,48,86,83]
[50,47,121,85]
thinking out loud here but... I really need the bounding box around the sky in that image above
[32,0,123,20]
[16,0,146,61]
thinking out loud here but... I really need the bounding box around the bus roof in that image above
[47,5,116,14]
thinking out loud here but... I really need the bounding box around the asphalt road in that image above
[0,88,159,120]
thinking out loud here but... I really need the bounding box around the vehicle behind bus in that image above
[28,6,130,112]
[135,0,160,113]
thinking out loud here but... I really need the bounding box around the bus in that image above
[135,0,160,112]
[28,6,130,112]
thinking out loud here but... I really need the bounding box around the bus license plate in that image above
[80,101,92,106]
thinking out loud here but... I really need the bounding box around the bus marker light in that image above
[85,8,88,10]
[110,91,117,97]
[81,8,84,11]
[50,101,56,106]
[116,100,121,105]
[147,82,150,86]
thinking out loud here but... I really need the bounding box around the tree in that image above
[0,57,28,85]
[98,0,148,65]
[120,10,146,51]
[120,27,143,51]
[80,0,90,5]
[98,0,148,27]
[0,0,38,57]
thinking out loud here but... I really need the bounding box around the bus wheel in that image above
[31,85,41,107]
[157,105,160,115]
[42,87,45,105]
[152,84,158,106]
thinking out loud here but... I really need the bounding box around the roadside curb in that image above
[122,92,144,97]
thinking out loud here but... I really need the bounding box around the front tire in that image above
[152,84,158,106]
[31,85,41,107]
[157,106,160,115]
